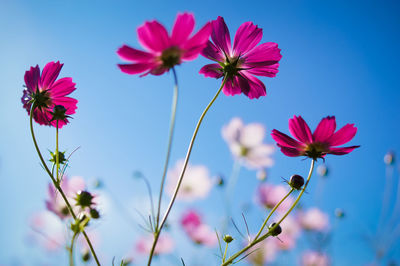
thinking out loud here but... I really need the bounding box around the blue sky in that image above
[0,0,399,265]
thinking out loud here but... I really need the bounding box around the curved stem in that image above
[56,120,60,183]
[69,232,78,266]
[29,105,101,266]
[253,188,294,241]
[147,76,228,266]
[155,67,179,229]
[222,159,315,266]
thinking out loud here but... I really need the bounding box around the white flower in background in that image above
[298,208,330,231]
[29,211,65,251]
[222,117,274,169]
[301,250,330,266]
[166,160,213,201]
[136,233,174,255]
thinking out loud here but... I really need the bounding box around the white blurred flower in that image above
[247,237,278,264]
[136,233,174,255]
[298,208,330,231]
[166,160,213,201]
[222,117,274,170]
[257,183,294,211]
[301,250,330,266]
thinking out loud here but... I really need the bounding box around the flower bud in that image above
[257,169,267,181]
[223,234,234,243]
[289,174,304,190]
[90,208,100,219]
[317,164,329,177]
[82,250,91,262]
[50,150,66,165]
[384,151,395,165]
[269,223,282,236]
[51,105,70,121]
[76,191,94,207]
[335,208,345,218]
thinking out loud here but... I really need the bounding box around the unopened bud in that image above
[223,235,234,243]
[51,105,70,122]
[335,208,345,218]
[289,174,304,190]
[269,223,282,236]
[82,250,91,262]
[76,191,94,207]
[384,151,395,165]
[90,208,100,219]
[257,169,267,181]
[317,164,329,177]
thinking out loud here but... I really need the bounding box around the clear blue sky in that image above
[0,0,399,265]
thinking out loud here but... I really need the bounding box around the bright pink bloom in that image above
[200,16,282,99]
[271,116,359,159]
[22,61,77,128]
[180,210,217,247]
[117,13,211,76]
[301,251,330,266]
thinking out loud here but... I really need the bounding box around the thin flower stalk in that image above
[69,232,78,266]
[147,75,228,265]
[29,104,101,266]
[155,67,179,229]
[221,159,315,266]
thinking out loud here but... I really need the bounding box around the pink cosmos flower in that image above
[136,233,174,255]
[298,208,330,232]
[257,183,294,211]
[29,211,65,251]
[166,160,213,201]
[46,176,86,219]
[277,216,301,250]
[117,13,211,76]
[200,16,282,99]
[22,61,77,128]
[222,117,274,169]
[271,116,359,159]
[180,209,217,247]
[247,237,278,264]
[301,251,330,266]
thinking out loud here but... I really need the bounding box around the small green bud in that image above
[75,191,94,207]
[317,164,329,177]
[51,105,70,122]
[223,235,234,243]
[50,150,66,165]
[90,208,100,219]
[384,151,395,165]
[82,250,91,262]
[289,174,304,190]
[269,223,282,236]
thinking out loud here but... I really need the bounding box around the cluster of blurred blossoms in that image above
[21,11,361,266]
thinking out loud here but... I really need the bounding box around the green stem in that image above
[29,105,101,266]
[222,243,229,263]
[221,159,315,266]
[155,67,179,230]
[69,232,78,266]
[56,120,60,183]
[253,188,294,241]
[147,76,228,266]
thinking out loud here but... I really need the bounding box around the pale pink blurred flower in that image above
[136,233,174,255]
[276,216,301,250]
[298,208,330,231]
[257,183,294,211]
[45,176,86,219]
[222,117,274,170]
[29,211,66,251]
[247,237,278,264]
[301,250,330,266]
[181,209,217,247]
[166,160,213,201]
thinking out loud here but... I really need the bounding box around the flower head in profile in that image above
[117,13,211,76]
[181,209,217,247]
[271,116,359,160]
[222,117,274,169]
[46,176,86,219]
[200,16,282,99]
[166,160,213,201]
[301,251,330,266]
[22,61,77,128]
[298,208,330,231]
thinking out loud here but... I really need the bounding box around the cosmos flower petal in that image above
[52,97,78,115]
[50,78,76,98]
[118,63,156,75]
[271,129,302,148]
[289,116,313,143]
[223,77,242,96]
[233,21,262,55]
[277,144,303,157]
[211,16,231,55]
[244,42,282,65]
[137,20,170,52]
[201,40,224,61]
[241,73,266,99]
[240,123,265,147]
[327,124,358,146]
[171,13,195,45]
[39,61,63,89]
[329,146,360,155]
[182,22,211,60]
[117,45,154,62]
[24,65,40,91]
[313,116,337,142]
[199,64,224,78]
[246,63,280,77]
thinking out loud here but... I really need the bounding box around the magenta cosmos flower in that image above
[271,116,359,159]
[117,13,211,76]
[22,61,77,128]
[200,16,282,99]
